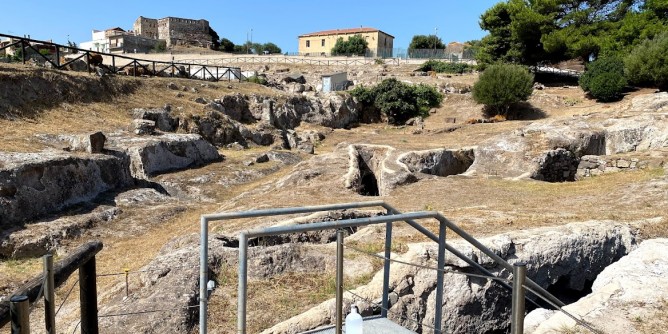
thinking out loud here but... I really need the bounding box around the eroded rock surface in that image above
[264,221,637,334]
[466,114,668,180]
[0,151,132,226]
[527,238,668,334]
[107,133,221,179]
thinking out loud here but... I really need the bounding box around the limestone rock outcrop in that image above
[465,113,668,180]
[0,151,133,226]
[107,133,221,179]
[263,221,637,334]
[527,238,668,334]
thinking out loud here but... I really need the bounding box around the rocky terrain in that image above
[0,59,666,334]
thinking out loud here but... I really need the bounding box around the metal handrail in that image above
[199,201,582,334]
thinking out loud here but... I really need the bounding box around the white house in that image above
[79,28,125,53]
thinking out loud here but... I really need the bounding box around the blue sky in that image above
[1,1,499,51]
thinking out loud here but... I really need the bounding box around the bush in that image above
[579,57,626,102]
[625,31,668,90]
[350,78,443,125]
[418,60,473,74]
[414,84,443,112]
[246,76,267,85]
[472,64,534,115]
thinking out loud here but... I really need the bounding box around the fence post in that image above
[133,61,137,77]
[238,233,248,334]
[381,211,392,317]
[44,254,56,334]
[21,41,26,64]
[434,220,447,333]
[79,257,98,334]
[199,216,208,334]
[335,230,344,334]
[55,47,60,68]
[511,263,527,334]
[10,295,29,334]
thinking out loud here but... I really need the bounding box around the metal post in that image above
[199,216,208,334]
[10,295,30,334]
[112,56,116,74]
[433,220,447,333]
[43,254,56,334]
[79,257,98,334]
[188,65,191,78]
[335,230,344,334]
[238,233,248,334]
[511,263,527,334]
[86,53,90,74]
[381,217,392,317]
[133,61,137,77]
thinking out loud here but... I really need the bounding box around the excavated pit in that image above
[399,149,475,177]
[358,158,380,196]
[532,148,580,182]
[344,145,393,196]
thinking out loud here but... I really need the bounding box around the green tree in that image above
[331,34,369,56]
[208,27,220,49]
[219,38,235,52]
[477,0,665,66]
[580,57,627,101]
[262,42,281,54]
[472,64,534,116]
[408,35,445,51]
[350,78,443,124]
[625,31,668,90]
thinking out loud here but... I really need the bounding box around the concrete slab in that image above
[302,316,416,333]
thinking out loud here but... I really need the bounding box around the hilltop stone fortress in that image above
[133,16,212,48]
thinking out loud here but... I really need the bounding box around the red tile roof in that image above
[299,27,394,38]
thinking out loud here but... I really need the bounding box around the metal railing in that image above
[179,56,401,67]
[0,33,242,82]
[199,201,600,334]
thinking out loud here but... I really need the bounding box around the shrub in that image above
[625,31,668,90]
[350,85,375,105]
[414,83,443,113]
[373,79,419,124]
[350,79,443,125]
[579,57,627,102]
[246,76,267,85]
[472,64,534,115]
[418,60,473,74]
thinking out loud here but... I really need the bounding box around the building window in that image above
[306,40,310,48]
[321,39,325,47]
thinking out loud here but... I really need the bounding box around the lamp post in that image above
[434,27,438,54]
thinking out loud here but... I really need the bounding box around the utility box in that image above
[321,72,348,92]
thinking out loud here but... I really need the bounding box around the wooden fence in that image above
[0,33,242,82]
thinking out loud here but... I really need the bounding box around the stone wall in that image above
[576,155,645,178]
[157,17,211,48]
[133,16,158,39]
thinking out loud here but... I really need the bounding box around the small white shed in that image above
[321,72,348,92]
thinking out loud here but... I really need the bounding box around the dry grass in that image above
[633,299,668,334]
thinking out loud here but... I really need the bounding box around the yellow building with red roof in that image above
[298,27,394,57]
